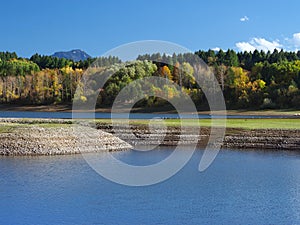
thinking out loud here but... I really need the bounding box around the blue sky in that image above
[1,0,300,57]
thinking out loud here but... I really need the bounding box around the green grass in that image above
[0,118,299,132]
[0,124,15,133]
[35,123,72,128]
[95,118,300,130]
[0,122,72,133]
[204,118,300,129]
[221,109,300,116]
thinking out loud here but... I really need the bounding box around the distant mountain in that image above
[52,49,91,61]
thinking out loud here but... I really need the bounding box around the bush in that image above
[260,98,277,109]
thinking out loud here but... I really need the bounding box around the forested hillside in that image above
[0,49,299,109]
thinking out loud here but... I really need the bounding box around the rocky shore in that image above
[0,118,299,156]
[0,120,132,156]
[96,123,300,151]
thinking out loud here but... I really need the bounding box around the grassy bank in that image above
[1,118,299,131]
[0,122,72,133]
[0,104,300,116]
[96,118,300,130]
[165,118,300,129]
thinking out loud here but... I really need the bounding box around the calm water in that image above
[0,148,300,224]
[0,111,289,119]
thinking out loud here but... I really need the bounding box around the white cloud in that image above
[236,42,256,52]
[235,32,300,53]
[240,16,249,22]
[292,33,300,47]
[252,38,282,51]
[235,38,282,52]
[280,32,300,51]
[212,47,221,51]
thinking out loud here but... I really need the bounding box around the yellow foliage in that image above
[161,66,173,80]
[80,96,87,102]
[61,66,74,74]
[231,67,249,88]
[251,79,266,91]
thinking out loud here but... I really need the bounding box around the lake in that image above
[0,148,300,224]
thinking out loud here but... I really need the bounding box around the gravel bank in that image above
[0,123,132,156]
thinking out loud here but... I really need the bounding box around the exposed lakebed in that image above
[0,118,299,155]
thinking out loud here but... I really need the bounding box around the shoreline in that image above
[0,104,299,116]
[0,118,299,155]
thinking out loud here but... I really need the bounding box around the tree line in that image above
[0,49,299,109]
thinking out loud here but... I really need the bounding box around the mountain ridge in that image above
[52,49,91,61]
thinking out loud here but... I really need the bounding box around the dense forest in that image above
[0,49,299,109]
